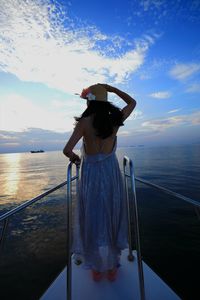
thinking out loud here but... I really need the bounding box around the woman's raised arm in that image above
[100,84,136,121]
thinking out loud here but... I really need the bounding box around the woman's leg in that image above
[106,245,121,269]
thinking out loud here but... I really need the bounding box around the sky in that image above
[0,0,200,153]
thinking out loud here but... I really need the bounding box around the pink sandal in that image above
[107,268,118,281]
[92,270,104,281]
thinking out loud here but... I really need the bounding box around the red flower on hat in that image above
[80,87,91,99]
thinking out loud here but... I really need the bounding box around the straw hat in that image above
[80,84,108,102]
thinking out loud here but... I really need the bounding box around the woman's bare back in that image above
[82,116,119,155]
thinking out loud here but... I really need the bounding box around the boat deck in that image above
[40,249,180,300]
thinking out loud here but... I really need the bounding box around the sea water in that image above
[0,144,199,299]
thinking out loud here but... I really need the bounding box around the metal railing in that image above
[123,156,145,300]
[66,157,147,300]
[135,177,200,208]
[122,160,200,300]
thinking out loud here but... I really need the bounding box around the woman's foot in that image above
[92,270,104,282]
[107,267,118,281]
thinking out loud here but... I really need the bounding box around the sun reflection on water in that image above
[1,153,21,202]
[0,151,63,208]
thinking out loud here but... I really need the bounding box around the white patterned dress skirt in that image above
[71,138,129,272]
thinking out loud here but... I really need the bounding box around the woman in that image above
[63,83,136,281]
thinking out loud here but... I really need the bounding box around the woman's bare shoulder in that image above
[76,117,89,126]
[82,116,91,121]
[75,117,92,134]
[81,116,93,127]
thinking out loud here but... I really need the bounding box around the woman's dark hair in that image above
[75,101,124,139]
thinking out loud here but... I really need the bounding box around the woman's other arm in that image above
[101,84,137,121]
[63,119,84,164]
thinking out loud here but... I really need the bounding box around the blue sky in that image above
[0,0,200,153]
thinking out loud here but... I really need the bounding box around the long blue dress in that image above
[71,136,128,272]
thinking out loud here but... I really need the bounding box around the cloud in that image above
[140,0,165,12]
[0,0,155,94]
[186,82,200,93]
[1,111,200,153]
[126,0,200,35]
[137,57,171,81]
[139,73,151,80]
[0,128,71,153]
[118,130,130,137]
[0,93,80,132]
[126,109,143,120]
[131,0,200,25]
[167,108,182,114]
[2,92,144,134]
[149,91,171,99]
[142,117,182,130]
[0,133,18,140]
[191,111,200,125]
[142,110,200,131]
[169,63,200,81]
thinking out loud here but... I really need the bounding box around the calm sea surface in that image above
[0,144,200,299]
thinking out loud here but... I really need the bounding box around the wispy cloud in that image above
[142,117,183,131]
[126,109,143,120]
[118,130,130,137]
[138,58,172,81]
[0,133,18,141]
[167,108,182,114]
[139,73,151,80]
[149,91,171,99]
[142,110,200,131]
[186,82,200,93]
[169,63,200,81]
[0,0,156,94]
[140,0,165,12]
[192,111,200,125]
[128,0,200,30]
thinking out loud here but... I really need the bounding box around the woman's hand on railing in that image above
[69,153,81,166]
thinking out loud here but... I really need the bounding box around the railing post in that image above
[0,218,9,255]
[123,156,145,300]
[76,164,80,196]
[66,162,80,300]
[123,157,134,261]
[129,159,145,300]
[66,162,72,300]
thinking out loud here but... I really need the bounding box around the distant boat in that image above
[30,150,45,153]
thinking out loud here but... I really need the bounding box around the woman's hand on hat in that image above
[98,83,115,93]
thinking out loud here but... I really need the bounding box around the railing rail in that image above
[0,176,78,254]
[0,178,75,222]
[135,177,200,208]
